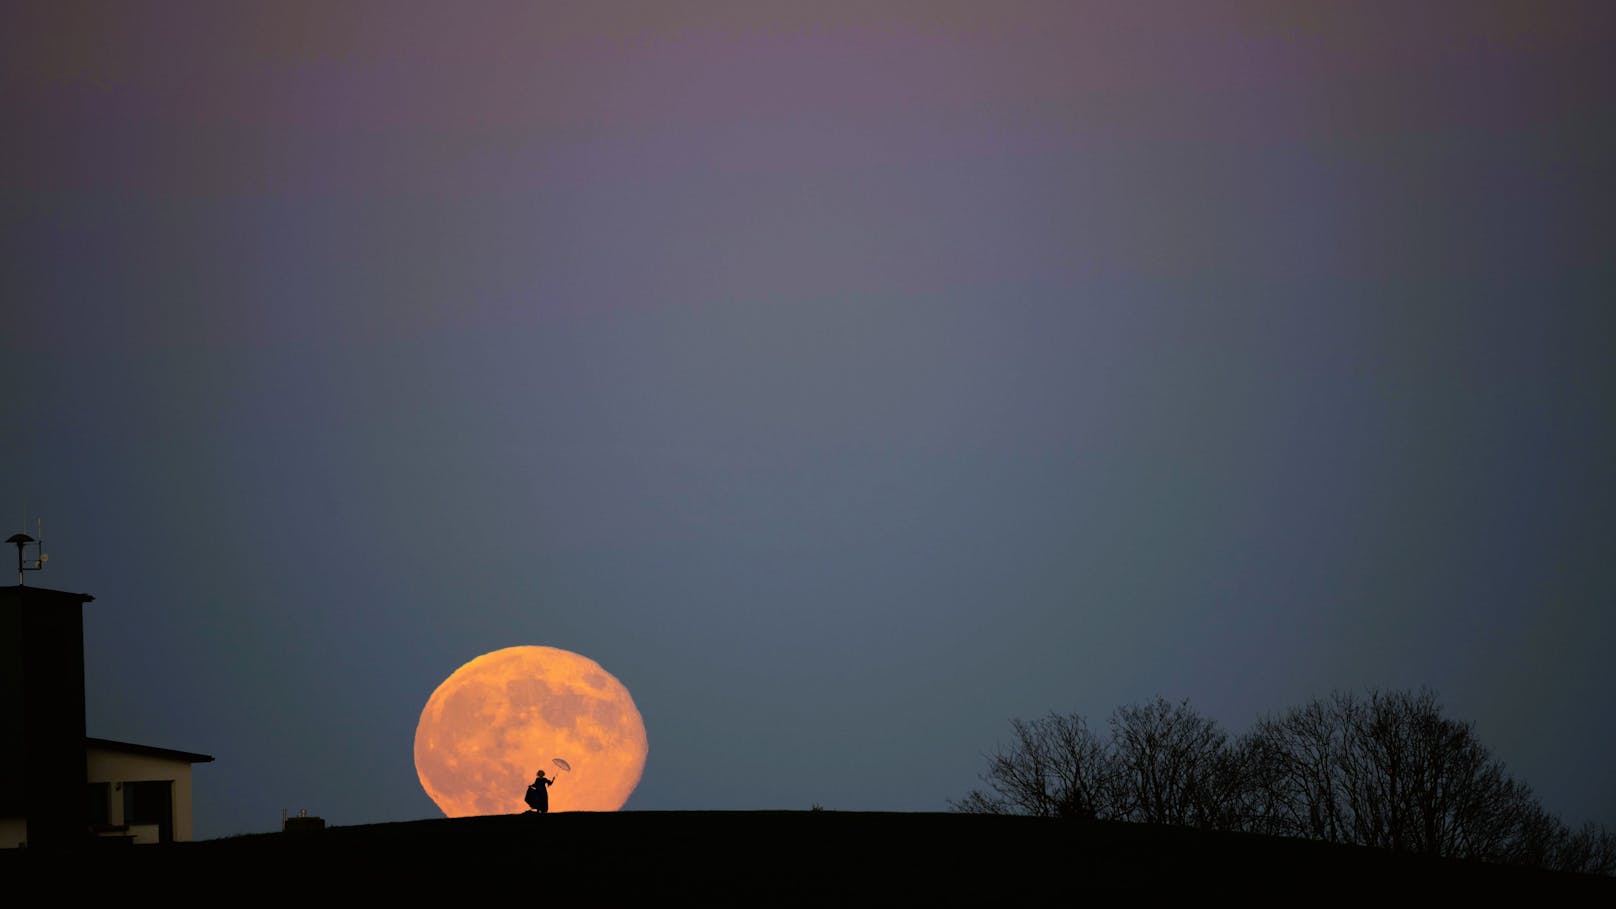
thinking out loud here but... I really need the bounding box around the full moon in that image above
[414,645,648,815]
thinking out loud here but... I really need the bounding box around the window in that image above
[123,780,174,843]
[87,782,111,827]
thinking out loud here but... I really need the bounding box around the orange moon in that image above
[414,645,648,815]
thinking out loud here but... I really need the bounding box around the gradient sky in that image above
[3,2,1613,839]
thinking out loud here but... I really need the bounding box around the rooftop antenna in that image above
[9,518,47,586]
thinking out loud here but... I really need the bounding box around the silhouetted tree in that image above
[951,712,1115,819]
[1554,821,1616,876]
[1241,693,1351,841]
[1491,794,1616,875]
[1246,689,1550,863]
[1109,697,1240,830]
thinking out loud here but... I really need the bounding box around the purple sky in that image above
[4,2,1613,838]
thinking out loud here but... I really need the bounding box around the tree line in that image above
[953,689,1615,876]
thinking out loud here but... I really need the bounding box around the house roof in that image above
[0,584,95,603]
[86,737,214,764]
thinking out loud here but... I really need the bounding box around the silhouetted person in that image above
[525,769,553,814]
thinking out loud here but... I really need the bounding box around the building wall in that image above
[0,593,24,846]
[86,747,198,843]
[0,587,91,849]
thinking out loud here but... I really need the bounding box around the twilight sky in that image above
[3,2,1613,839]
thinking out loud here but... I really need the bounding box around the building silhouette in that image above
[1,584,212,848]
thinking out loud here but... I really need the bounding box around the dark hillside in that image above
[5,812,1611,899]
